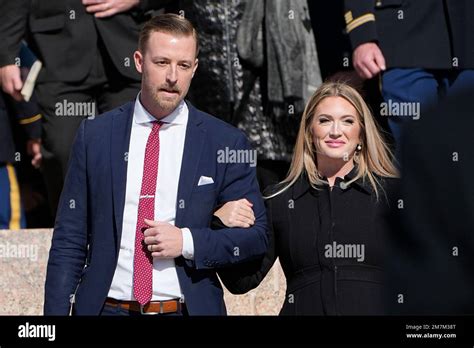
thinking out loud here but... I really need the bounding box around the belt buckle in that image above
[140,302,163,315]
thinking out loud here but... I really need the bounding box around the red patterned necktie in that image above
[133,121,162,305]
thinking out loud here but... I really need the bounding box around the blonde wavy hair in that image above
[267,81,398,200]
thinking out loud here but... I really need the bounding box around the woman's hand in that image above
[214,199,255,228]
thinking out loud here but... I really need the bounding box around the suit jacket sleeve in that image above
[218,197,278,294]
[44,120,88,315]
[137,0,174,13]
[188,133,269,270]
[344,0,378,49]
[0,0,29,67]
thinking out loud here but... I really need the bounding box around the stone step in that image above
[0,229,285,315]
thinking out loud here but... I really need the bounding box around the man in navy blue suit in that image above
[44,14,268,316]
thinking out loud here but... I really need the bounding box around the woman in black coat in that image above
[215,82,399,315]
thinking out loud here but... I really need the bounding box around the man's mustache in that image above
[158,85,181,94]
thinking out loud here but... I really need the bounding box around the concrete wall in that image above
[0,229,285,315]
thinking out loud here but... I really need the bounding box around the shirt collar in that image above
[133,92,188,125]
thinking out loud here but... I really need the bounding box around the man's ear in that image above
[192,58,199,78]
[134,50,143,74]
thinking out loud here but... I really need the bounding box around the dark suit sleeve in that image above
[188,133,269,270]
[0,0,30,67]
[136,0,174,13]
[344,0,378,49]
[44,120,88,315]
[218,198,278,294]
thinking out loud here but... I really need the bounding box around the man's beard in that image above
[152,85,183,114]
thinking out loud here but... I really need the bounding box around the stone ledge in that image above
[0,229,285,315]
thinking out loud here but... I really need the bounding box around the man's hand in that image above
[27,139,42,169]
[352,42,386,80]
[143,219,183,259]
[214,198,255,228]
[0,65,24,101]
[82,0,140,18]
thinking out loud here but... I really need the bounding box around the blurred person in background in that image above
[387,87,474,315]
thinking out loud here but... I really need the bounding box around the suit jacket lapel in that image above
[175,102,206,227]
[111,102,134,253]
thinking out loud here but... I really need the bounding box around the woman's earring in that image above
[356,144,362,152]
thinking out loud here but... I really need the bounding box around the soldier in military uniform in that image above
[344,0,474,155]
[0,92,41,229]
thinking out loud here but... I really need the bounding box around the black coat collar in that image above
[291,166,373,200]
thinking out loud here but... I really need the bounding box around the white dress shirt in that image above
[108,95,194,301]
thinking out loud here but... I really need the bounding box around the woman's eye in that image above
[319,118,329,123]
[344,119,355,124]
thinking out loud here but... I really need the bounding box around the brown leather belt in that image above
[105,297,184,315]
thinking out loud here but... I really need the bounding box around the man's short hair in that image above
[138,14,199,57]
